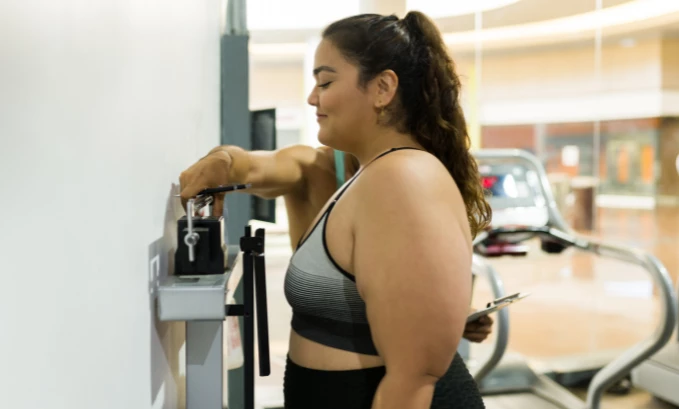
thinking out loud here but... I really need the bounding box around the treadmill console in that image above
[476,161,566,256]
[479,163,549,228]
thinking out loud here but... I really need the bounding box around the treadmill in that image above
[462,254,512,383]
[473,153,616,387]
[631,287,679,405]
[466,149,678,409]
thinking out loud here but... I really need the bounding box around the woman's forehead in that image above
[313,40,352,74]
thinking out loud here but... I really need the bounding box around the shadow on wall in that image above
[149,183,187,409]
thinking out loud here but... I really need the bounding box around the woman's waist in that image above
[288,329,385,371]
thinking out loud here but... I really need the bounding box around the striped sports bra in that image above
[283,147,420,355]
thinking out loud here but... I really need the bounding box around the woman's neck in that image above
[351,128,422,167]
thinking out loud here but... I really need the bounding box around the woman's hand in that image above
[178,144,324,217]
[179,149,235,216]
[463,314,493,343]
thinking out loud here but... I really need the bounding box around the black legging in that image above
[283,352,486,409]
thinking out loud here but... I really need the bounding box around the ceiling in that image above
[247,0,679,59]
[249,0,636,44]
[437,0,634,32]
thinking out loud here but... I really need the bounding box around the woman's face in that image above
[307,39,377,151]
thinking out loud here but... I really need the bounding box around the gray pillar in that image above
[222,1,249,408]
[221,36,251,247]
[186,321,224,409]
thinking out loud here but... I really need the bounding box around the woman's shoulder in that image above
[354,149,465,209]
[351,148,471,239]
[363,149,452,185]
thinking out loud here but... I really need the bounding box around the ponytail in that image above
[401,11,492,236]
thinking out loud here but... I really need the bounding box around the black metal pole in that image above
[254,228,271,376]
[242,226,254,409]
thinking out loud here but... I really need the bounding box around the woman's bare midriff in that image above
[288,329,385,370]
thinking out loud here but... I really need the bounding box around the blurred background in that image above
[250,0,679,210]
[2,0,679,408]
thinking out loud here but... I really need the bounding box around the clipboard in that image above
[467,292,530,323]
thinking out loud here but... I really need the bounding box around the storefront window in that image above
[599,128,657,197]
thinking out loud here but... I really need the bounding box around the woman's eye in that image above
[318,82,331,89]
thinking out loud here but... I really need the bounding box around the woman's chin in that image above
[317,129,347,150]
[317,131,333,147]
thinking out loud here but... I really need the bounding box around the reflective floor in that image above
[476,207,679,361]
[247,206,679,409]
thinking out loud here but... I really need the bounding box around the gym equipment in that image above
[467,149,678,409]
[464,255,511,385]
[251,108,277,224]
[631,288,679,405]
[467,292,530,323]
[473,148,665,386]
[158,193,270,409]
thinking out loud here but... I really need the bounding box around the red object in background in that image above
[478,243,529,257]
[482,176,498,189]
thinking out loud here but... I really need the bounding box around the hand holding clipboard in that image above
[467,292,530,323]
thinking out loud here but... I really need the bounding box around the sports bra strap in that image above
[334,149,346,190]
[334,147,421,190]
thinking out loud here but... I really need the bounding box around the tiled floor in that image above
[245,206,679,409]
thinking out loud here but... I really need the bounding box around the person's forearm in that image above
[205,143,311,198]
[208,145,252,184]
[371,373,437,409]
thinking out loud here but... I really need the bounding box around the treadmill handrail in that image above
[584,242,678,409]
[476,226,587,250]
[470,254,510,384]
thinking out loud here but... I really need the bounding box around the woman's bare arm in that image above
[209,144,324,198]
[351,152,473,409]
[179,144,323,215]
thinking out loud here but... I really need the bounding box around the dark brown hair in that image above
[323,11,492,236]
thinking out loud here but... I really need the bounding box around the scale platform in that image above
[158,248,241,321]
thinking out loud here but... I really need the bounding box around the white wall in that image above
[0,1,221,408]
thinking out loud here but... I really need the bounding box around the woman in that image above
[181,11,492,408]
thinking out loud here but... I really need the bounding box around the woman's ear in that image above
[373,69,399,109]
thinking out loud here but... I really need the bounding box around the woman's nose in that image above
[307,88,318,107]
